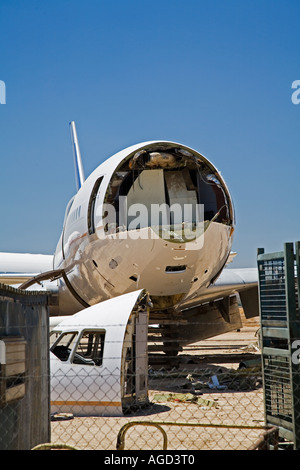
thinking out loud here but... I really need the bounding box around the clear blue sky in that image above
[0,0,299,267]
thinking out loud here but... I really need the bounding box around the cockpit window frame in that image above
[88,176,104,235]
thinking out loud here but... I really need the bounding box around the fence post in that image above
[287,242,300,449]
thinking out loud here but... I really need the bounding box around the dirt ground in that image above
[51,317,265,451]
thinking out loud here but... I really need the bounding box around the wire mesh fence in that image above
[48,321,267,451]
[2,317,275,451]
[4,244,300,451]
[0,310,288,451]
[0,282,272,451]
[49,364,266,451]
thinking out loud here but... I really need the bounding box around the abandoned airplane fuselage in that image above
[50,289,149,417]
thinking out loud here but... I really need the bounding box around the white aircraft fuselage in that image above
[53,139,235,316]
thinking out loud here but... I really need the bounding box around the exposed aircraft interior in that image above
[102,144,233,236]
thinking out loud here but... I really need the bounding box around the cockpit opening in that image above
[104,144,233,238]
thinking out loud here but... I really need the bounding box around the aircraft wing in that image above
[0,252,54,286]
[213,267,258,294]
[179,267,259,319]
[0,251,259,318]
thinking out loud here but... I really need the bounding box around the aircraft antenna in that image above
[70,121,85,191]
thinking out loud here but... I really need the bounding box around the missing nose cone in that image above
[102,142,234,242]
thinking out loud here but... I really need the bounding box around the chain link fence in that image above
[0,281,280,451]
[4,243,300,451]
[0,304,283,451]
[47,318,268,451]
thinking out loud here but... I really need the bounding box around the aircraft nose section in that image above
[100,143,234,241]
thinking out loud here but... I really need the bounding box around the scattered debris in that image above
[183,362,261,392]
[208,375,227,390]
[238,358,261,369]
[149,355,262,397]
[184,367,261,392]
[51,413,74,421]
[153,393,217,408]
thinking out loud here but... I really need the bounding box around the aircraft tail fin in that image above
[70,121,85,191]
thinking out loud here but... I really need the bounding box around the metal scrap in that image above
[153,393,217,408]
[185,365,261,392]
